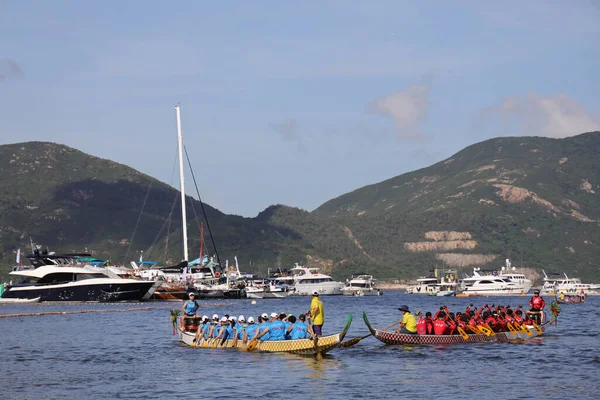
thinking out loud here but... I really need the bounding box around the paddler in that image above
[290,314,312,339]
[396,305,418,334]
[242,316,259,343]
[255,312,286,341]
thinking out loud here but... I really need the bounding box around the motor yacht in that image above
[540,270,600,296]
[289,263,344,296]
[2,263,158,302]
[460,267,532,296]
[341,274,383,296]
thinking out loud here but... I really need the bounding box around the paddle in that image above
[443,306,469,341]
[531,321,543,335]
[313,336,323,361]
[244,337,259,351]
[467,325,482,335]
[339,321,400,348]
[506,322,518,334]
[514,321,532,336]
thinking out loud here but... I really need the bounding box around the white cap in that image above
[202,315,208,321]
[219,316,227,322]
[248,317,255,323]
[228,316,236,321]
[261,313,268,319]
[270,312,278,318]
[238,315,245,322]
[212,314,219,320]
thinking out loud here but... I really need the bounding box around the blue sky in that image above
[1,1,599,217]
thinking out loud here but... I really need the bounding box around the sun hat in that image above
[270,312,278,318]
[219,317,227,322]
[312,291,319,296]
[238,315,246,322]
[261,313,268,319]
[212,314,219,320]
[228,316,236,321]
[398,305,410,313]
[188,292,195,297]
[248,316,255,323]
[202,315,208,321]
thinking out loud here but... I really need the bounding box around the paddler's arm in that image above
[255,326,269,340]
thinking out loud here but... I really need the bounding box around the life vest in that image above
[530,296,544,310]
[446,320,456,335]
[416,318,428,335]
[433,319,447,335]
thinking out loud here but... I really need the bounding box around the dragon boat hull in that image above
[362,312,542,345]
[556,294,585,304]
[177,314,352,355]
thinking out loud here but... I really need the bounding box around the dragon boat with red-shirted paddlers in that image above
[361,310,555,345]
[175,313,353,356]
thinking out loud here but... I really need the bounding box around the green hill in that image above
[314,132,600,280]
[1,133,599,282]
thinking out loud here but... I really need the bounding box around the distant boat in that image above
[540,270,600,296]
[460,267,532,296]
[341,274,383,296]
[289,263,344,296]
[406,268,458,296]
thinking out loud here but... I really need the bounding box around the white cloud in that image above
[369,84,431,140]
[480,92,600,138]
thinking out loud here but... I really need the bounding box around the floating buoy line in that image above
[0,302,233,319]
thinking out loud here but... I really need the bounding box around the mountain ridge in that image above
[1,133,599,281]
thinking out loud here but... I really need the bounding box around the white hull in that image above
[291,282,344,296]
[461,288,531,296]
[341,288,382,296]
[0,296,40,303]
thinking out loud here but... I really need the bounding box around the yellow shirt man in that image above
[310,293,324,336]
[397,305,417,334]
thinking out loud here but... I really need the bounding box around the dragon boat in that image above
[175,313,352,356]
[556,293,585,304]
[362,312,547,345]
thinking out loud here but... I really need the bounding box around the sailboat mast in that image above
[175,105,189,262]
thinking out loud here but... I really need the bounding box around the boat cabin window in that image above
[75,273,106,281]
[38,273,75,284]
[478,280,494,284]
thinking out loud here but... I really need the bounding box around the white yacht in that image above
[2,264,158,302]
[341,274,383,296]
[460,267,532,296]
[289,263,344,296]
[540,271,600,296]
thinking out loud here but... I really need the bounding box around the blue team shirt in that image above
[183,300,198,315]
[237,324,246,340]
[245,324,259,340]
[268,320,287,341]
[258,322,271,341]
[290,321,309,340]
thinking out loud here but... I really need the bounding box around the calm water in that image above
[1,292,598,399]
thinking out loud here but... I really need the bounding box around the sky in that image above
[1,1,599,217]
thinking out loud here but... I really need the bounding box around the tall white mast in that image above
[175,105,189,262]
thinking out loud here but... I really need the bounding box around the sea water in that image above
[0,292,598,399]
